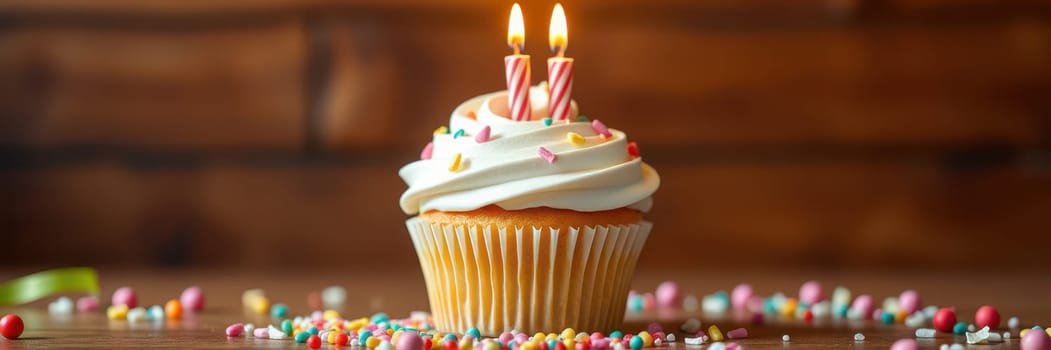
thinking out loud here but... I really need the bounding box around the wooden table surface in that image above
[1,267,1048,349]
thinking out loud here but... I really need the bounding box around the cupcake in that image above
[400,84,659,335]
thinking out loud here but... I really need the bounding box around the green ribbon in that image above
[0,267,100,306]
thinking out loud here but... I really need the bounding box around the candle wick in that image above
[513,44,521,56]
[556,45,566,58]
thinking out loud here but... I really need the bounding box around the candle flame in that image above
[549,3,568,55]
[508,3,525,52]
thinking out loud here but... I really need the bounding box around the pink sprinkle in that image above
[226,323,244,337]
[253,328,269,339]
[725,342,740,350]
[420,142,434,160]
[591,119,612,138]
[538,147,557,163]
[76,296,99,312]
[475,125,491,143]
[727,328,748,339]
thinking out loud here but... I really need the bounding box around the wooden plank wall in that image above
[1,0,1050,269]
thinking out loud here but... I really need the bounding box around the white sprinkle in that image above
[127,307,147,322]
[351,339,361,346]
[683,295,699,313]
[665,334,676,342]
[987,332,1002,342]
[680,318,702,333]
[147,305,165,320]
[915,328,936,338]
[854,333,865,341]
[613,342,626,350]
[1008,317,1020,329]
[702,294,729,314]
[708,342,726,350]
[244,323,255,337]
[1003,332,1011,339]
[684,337,704,345]
[811,301,831,318]
[654,339,663,346]
[48,297,75,315]
[322,286,347,308]
[965,326,991,344]
[782,335,790,342]
[939,344,950,350]
[968,324,976,332]
[923,306,939,318]
[949,344,965,350]
[377,341,393,350]
[268,325,287,340]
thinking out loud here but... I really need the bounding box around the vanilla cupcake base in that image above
[406,217,651,336]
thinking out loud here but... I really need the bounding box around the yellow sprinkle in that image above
[567,132,585,145]
[366,336,381,348]
[638,331,654,347]
[251,296,270,315]
[449,153,463,172]
[328,331,338,344]
[459,338,474,350]
[782,298,798,317]
[106,304,128,320]
[562,339,575,350]
[433,126,448,135]
[521,341,538,350]
[323,310,341,321]
[546,333,558,341]
[708,325,724,342]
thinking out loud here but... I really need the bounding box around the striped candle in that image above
[505,3,531,122]
[505,55,532,122]
[547,57,573,122]
[547,3,573,122]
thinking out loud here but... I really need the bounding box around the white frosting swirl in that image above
[399,85,659,215]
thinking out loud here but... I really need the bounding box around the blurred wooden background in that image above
[1,0,1049,269]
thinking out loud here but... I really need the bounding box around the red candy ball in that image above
[0,314,24,339]
[975,305,1001,329]
[307,335,322,349]
[933,308,957,333]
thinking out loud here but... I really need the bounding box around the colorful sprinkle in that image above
[1,314,24,339]
[627,142,640,158]
[449,153,464,172]
[475,126,491,143]
[591,120,612,138]
[542,118,552,126]
[538,147,558,163]
[420,142,434,160]
[433,126,449,135]
[180,286,205,312]
[567,132,585,145]
[578,116,589,122]
[452,129,465,139]
[466,111,477,120]
[708,325,724,342]
[225,323,244,337]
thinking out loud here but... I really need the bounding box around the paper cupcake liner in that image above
[406,217,652,335]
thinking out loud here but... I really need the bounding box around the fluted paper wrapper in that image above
[406,217,652,336]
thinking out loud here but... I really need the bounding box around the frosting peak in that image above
[399,84,659,215]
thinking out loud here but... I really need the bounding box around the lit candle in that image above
[547,3,574,122]
[505,3,532,122]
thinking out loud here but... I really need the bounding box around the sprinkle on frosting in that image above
[537,146,558,164]
[433,126,448,135]
[578,115,589,122]
[466,111,477,120]
[475,126,491,143]
[628,142,640,158]
[399,85,659,214]
[592,119,612,138]
[567,132,585,145]
[449,153,463,172]
[452,129,465,139]
[420,142,434,160]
